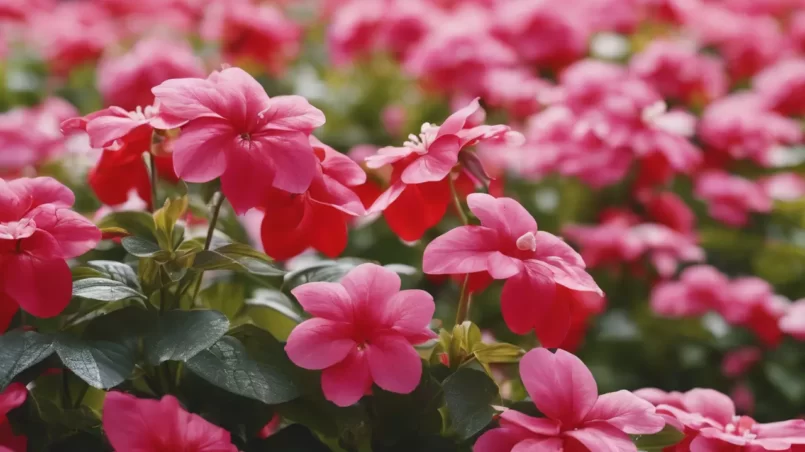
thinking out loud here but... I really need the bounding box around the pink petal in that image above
[400,135,461,184]
[3,245,72,318]
[8,177,74,209]
[0,179,27,222]
[530,260,602,296]
[0,383,27,416]
[152,77,230,122]
[312,174,366,216]
[284,318,355,370]
[467,194,537,242]
[519,348,598,426]
[258,95,325,133]
[321,348,372,407]
[290,282,353,322]
[208,67,273,121]
[584,390,665,435]
[753,419,805,439]
[473,427,531,452]
[511,437,564,452]
[438,98,480,138]
[86,114,147,149]
[171,118,231,183]
[422,226,501,275]
[315,139,367,186]
[365,146,414,169]
[531,285,571,348]
[532,231,586,268]
[256,130,318,194]
[25,205,100,259]
[368,180,407,214]
[487,252,525,279]
[340,263,401,316]
[501,268,555,335]
[682,389,735,427]
[382,289,436,344]
[564,423,636,452]
[499,410,561,436]
[367,334,422,394]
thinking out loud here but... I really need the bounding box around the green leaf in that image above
[0,331,54,389]
[87,260,140,289]
[120,236,164,258]
[97,211,157,241]
[153,195,188,250]
[144,310,230,365]
[247,289,303,323]
[193,243,285,276]
[53,334,134,389]
[71,267,107,281]
[442,367,499,440]
[282,259,365,290]
[201,282,245,320]
[72,278,146,302]
[186,336,300,405]
[472,343,525,365]
[631,425,685,451]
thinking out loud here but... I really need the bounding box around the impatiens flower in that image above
[482,68,550,118]
[0,177,100,330]
[651,265,730,317]
[759,172,805,201]
[633,388,686,409]
[366,98,522,242]
[721,347,762,378]
[255,137,366,261]
[285,263,436,407]
[97,38,205,111]
[0,383,27,452]
[151,67,326,213]
[423,193,603,346]
[694,171,773,227]
[640,191,696,236]
[61,104,177,208]
[753,58,805,117]
[102,392,237,452]
[653,389,805,451]
[474,348,665,452]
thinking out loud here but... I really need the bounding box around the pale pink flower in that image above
[722,347,762,378]
[634,388,686,409]
[651,265,730,317]
[759,172,805,201]
[753,58,805,117]
[285,263,436,407]
[423,193,603,346]
[97,38,205,111]
[694,171,773,227]
[0,98,78,174]
[474,348,665,452]
[656,389,805,451]
[151,67,325,213]
[779,299,805,340]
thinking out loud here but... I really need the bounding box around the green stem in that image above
[61,371,72,408]
[455,274,472,325]
[448,174,469,226]
[149,152,159,212]
[189,193,226,304]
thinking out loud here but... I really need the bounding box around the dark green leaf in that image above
[53,334,134,389]
[0,331,54,389]
[193,243,284,276]
[121,236,163,258]
[144,310,229,365]
[97,211,157,241]
[631,425,685,451]
[443,368,499,440]
[282,259,364,290]
[87,260,140,289]
[186,336,300,405]
[72,278,146,302]
[201,282,246,320]
[247,289,303,323]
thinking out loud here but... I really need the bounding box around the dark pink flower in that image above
[722,277,789,347]
[656,389,805,451]
[423,194,603,346]
[694,171,773,227]
[721,347,762,378]
[285,263,436,407]
[474,349,665,452]
[97,38,205,111]
[151,67,325,213]
[0,177,100,330]
[650,265,730,317]
[0,383,27,452]
[103,392,237,452]
[753,58,805,117]
[640,191,696,236]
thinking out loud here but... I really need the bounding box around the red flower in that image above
[0,383,26,452]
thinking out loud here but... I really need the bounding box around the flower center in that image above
[641,100,667,125]
[0,219,36,241]
[516,231,537,252]
[724,416,757,439]
[240,132,251,141]
[403,123,438,155]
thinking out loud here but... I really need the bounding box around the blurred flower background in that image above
[3,0,805,428]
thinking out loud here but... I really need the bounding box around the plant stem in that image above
[189,193,226,304]
[448,174,469,226]
[455,274,472,325]
[149,152,159,212]
[61,372,72,408]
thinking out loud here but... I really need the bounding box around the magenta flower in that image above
[753,59,805,117]
[103,392,237,452]
[0,177,100,330]
[474,348,665,452]
[651,265,730,317]
[694,171,773,227]
[423,193,603,346]
[151,67,326,213]
[285,263,436,407]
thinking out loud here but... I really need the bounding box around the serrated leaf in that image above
[72,278,146,302]
[632,425,685,451]
[186,336,300,405]
[193,243,284,276]
[0,331,55,389]
[121,236,165,258]
[443,368,499,440]
[153,195,188,251]
[97,211,157,242]
[144,310,230,365]
[53,335,134,389]
[87,260,140,289]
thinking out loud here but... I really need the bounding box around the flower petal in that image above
[401,135,461,184]
[321,348,372,407]
[584,390,665,435]
[0,383,27,416]
[532,284,571,348]
[487,252,525,279]
[8,177,75,209]
[3,243,72,318]
[564,423,636,452]
[284,318,355,370]
[291,282,353,322]
[340,263,401,317]
[171,117,231,183]
[511,437,564,452]
[519,348,598,426]
[473,427,531,452]
[438,98,480,138]
[381,180,451,242]
[367,334,422,394]
[86,114,148,149]
[382,289,436,343]
[499,410,561,436]
[467,193,537,242]
[25,205,101,259]
[682,389,735,427]
[500,268,555,335]
[258,95,325,133]
[752,419,805,439]
[422,226,501,275]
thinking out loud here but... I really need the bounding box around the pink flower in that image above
[759,172,805,201]
[0,383,27,452]
[0,177,100,330]
[200,2,300,75]
[655,389,805,451]
[634,388,686,409]
[102,392,237,452]
[694,171,773,227]
[151,67,325,213]
[698,93,802,166]
[722,277,789,347]
[0,98,78,174]
[779,299,805,340]
[474,348,665,452]
[650,265,730,317]
[482,68,551,118]
[285,263,436,407]
[640,191,696,236]
[753,58,805,117]
[630,40,727,106]
[721,347,762,378]
[97,38,205,111]
[423,193,603,346]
